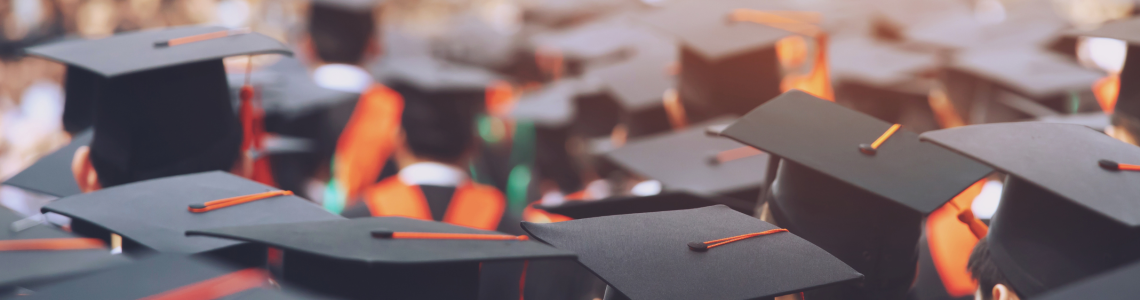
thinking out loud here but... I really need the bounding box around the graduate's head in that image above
[393,81,481,167]
[303,0,381,66]
[967,239,1021,300]
[21,27,292,192]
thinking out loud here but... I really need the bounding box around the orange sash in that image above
[926,179,988,297]
[333,85,405,204]
[364,177,506,230]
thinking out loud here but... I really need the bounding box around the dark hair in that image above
[307,4,375,65]
[967,238,1018,300]
[397,84,480,163]
[1111,112,1140,144]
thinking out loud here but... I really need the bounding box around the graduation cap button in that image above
[859,124,902,156]
[687,242,709,252]
[1098,159,1140,171]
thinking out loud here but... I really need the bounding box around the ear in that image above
[71,146,102,193]
[993,284,1020,300]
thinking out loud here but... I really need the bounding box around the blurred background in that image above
[0,0,1135,218]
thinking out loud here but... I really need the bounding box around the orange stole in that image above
[925,179,988,297]
[364,177,506,230]
[334,85,404,204]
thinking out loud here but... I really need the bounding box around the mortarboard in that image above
[1034,260,1140,300]
[510,79,582,127]
[637,0,798,119]
[3,130,92,198]
[828,37,941,132]
[1068,17,1140,119]
[373,56,501,92]
[1033,112,1110,132]
[582,29,678,138]
[920,122,1140,297]
[187,216,577,300]
[521,205,863,300]
[25,26,292,188]
[39,171,341,265]
[309,0,382,12]
[14,254,335,300]
[0,207,128,294]
[716,90,992,300]
[600,117,767,202]
[535,192,754,219]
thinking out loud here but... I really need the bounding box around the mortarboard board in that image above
[1034,260,1140,300]
[637,0,798,118]
[600,117,767,201]
[1033,112,1110,132]
[582,29,678,138]
[510,79,582,127]
[521,205,864,300]
[373,56,501,92]
[535,192,754,219]
[0,207,128,294]
[14,254,336,300]
[186,216,577,300]
[919,122,1140,297]
[3,130,92,198]
[25,26,292,188]
[827,37,941,132]
[1068,17,1140,119]
[716,90,992,299]
[39,171,341,264]
[309,0,382,12]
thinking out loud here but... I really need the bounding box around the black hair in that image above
[307,4,375,65]
[967,238,1019,300]
[1111,112,1140,145]
[396,83,480,163]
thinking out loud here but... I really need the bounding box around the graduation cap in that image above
[372,56,501,92]
[637,0,802,119]
[1034,260,1140,300]
[15,254,333,300]
[186,216,577,300]
[582,30,679,138]
[535,192,754,219]
[1069,17,1140,119]
[0,207,128,293]
[25,26,292,188]
[600,117,767,201]
[919,122,1140,297]
[309,0,381,12]
[39,171,341,264]
[3,130,91,198]
[510,79,581,127]
[716,90,993,299]
[521,205,863,300]
[828,37,941,132]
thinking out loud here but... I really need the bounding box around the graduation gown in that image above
[344,177,505,231]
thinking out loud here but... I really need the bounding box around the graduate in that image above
[341,71,507,231]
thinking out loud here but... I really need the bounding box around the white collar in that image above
[398,162,468,187]
[312,64,373,93]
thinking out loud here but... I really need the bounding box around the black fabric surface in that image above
[3,129,91,197]
[723,90,992,214]
[25,25,291,77]
[536,192,755,219]
[1033,260,1140,300]
[41,171,341,254]
[0,207,128,290]
[188,216,576,264]
[522,205,862,300]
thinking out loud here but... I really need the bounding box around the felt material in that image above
[3,130,92,197]
[536,192,755,219]
[245,57,360,120]
[722,90,992,214]
[25,25,290,77]
[1033,260,1140,300]
[603,117,766,199]
[585,32,677,112]
[0,207,128,290]
[510,79,582,126]
[187,216,576,264]
[13,255,335,300]
[522,205,863,300]
[636,0,795,60]
[950,48,1102,99]
[920,122,1140,297]
[41,171,341,255]
[309,0,382,11]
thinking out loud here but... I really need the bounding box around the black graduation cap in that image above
[583,30,678,138]
[716,90,992,299]
[600,117,767,201]
[521,205,863,300]
[637,0,798,118]
[0,207,128,293]
[25,26,292,188]
[919,122,1140,297]
[14,254,335,300]
[372,56,501,92]
[1033,260,1140,300]
[828,37,941,132]
[186,217,577,300]
[535,192,754,219]
[39,171,341,263]
[1069,17,1140,119]
[309,0,381,12]
[2,130,91,198]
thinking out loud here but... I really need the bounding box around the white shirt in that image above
[312,64,373,93]
[398,162,468,187]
